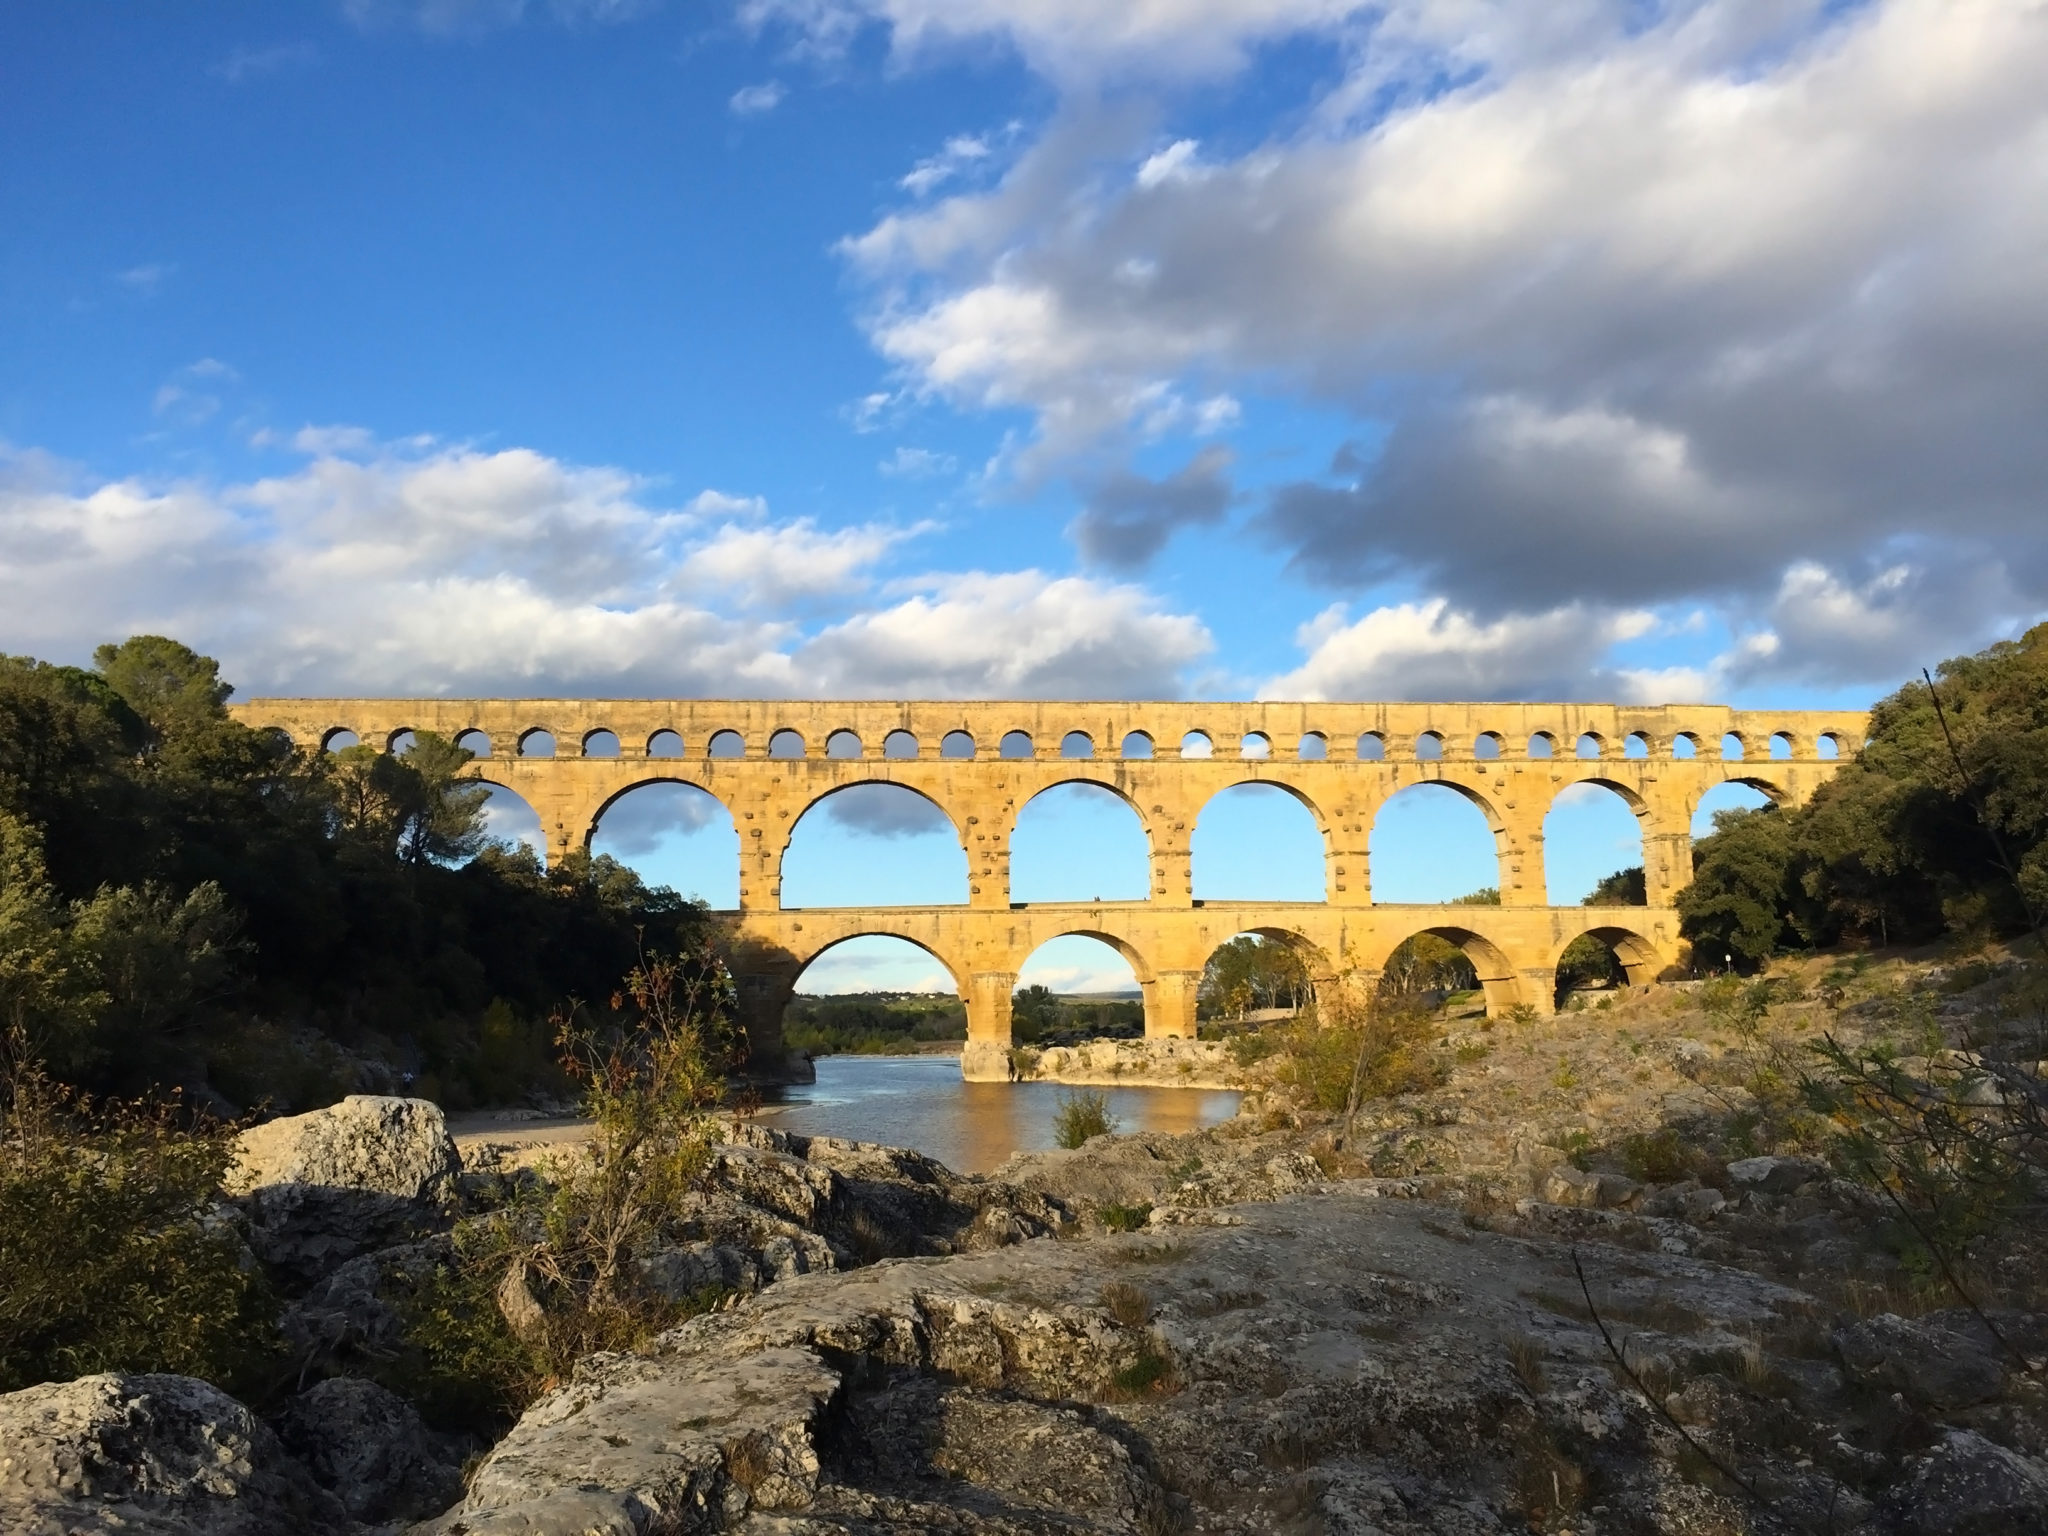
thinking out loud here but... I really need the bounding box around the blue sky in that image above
[5,1,2043,991]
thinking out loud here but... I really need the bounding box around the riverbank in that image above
[10,948,2048,1534]
[454,1055,1242,1176]
[1009,1033,1241,1089]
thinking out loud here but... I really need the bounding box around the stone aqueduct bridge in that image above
[230,698,1866,1080]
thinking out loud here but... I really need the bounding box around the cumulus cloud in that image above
[0,435,1209,700]
[835,0,2048,691]
[680,518,911,607]
[799,569,1213,697]
[1070,444,1233,570]
[1259,598,1668,702]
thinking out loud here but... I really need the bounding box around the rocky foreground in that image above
[5,959,2048,1534]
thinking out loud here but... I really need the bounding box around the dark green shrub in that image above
[1052,1088,1116,1148]
[0,1054,277,1395]
[1100,1201,1152,1232]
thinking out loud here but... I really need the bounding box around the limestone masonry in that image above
[229,698,1864,1079]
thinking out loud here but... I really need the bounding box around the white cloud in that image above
[0,435,1210,701]
[1260,598,1668,702]
[152,359,240,425]
[877,446,957,478]
[801,569,1212,697]
[900,134,992,197]
[729,81,787,115]
[1135,138,1203,189]
[686,488,770,519]
[681,518,910,607]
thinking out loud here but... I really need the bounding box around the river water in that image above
[753,1054,1241,1175]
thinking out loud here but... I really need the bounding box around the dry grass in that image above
[1102,1280,1154,1327]
[1507,1333,1549,1396]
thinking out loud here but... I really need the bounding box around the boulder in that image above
[0,1372,346,1536]
[271,1376,463,1526]
[1724,1155,1825,1197]
[1833,1312,2006,1410]
[636,1238,762,1302]
[278,1238,449,1373]
[1540,1164,1641,1209]
[414,1345,842,1534]
[1895,1429,2048,1535]
[229,1096,460,1284]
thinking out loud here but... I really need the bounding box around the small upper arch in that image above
[1239,731,1271,760]
[826,729,864,760]
[769,728,807,760]
[1474,731,1504,761]
[518,728,556,759]
[1560,924,1664,988]
[455,728,492,758]
[1000,730,1035,760]
[1623,731,1651,759]
[582,729,621,759]
[1769,730,1794,760]
[707,729,746,759]
[1297,732,1327,761]
[1527,731,1557,760]
[1817,731,1842,761]
[1061,731,1095,759]
[1180,730,1213,759]
[1414,730,1445,762]
[1575,732,1604,759]
[647,729,684,759]
[323,727,361,752]
[1671,732,1700,760]
[1721,732,1746,761]
[941,730,976,760]
[1356,731,1386,762]
[386,728,416,754]
[883,729,919,761]
[1120,730,1154,759]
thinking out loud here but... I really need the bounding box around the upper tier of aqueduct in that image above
[229,698,1867,1080]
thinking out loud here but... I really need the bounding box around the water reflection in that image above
[755,1055,1240,1175]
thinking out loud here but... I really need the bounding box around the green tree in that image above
[1199,934,1310,1019]
[93,636,232,747]
[1584,866,1646,906]
[0,813,101,1065]
[1011,983,1061,1043]
[65,882,245,1078]
[1677,807,1799,972]
[396,731,492,866]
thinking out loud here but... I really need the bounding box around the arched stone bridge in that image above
[229,698,1866,1079]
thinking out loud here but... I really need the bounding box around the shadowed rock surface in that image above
[0,1373,347,1536]
[229,1095,462,1284]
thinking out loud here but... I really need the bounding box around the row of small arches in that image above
[327,724,1851,765]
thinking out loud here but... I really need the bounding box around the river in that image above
[753,1054,1241,1175]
